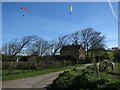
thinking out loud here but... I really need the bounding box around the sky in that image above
[2,2,118,48]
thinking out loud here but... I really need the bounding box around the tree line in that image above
[2,27,106,61]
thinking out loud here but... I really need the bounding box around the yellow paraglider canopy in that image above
[69,6,72,12]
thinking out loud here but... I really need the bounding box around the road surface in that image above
[2,64,92,89]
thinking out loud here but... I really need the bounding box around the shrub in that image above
[2,55,11,62]
[52,67,120,89]
[20,56,31,61]
[114,50,120,62]
[16,62,36,70]
[7,62,17,75]
[95,78,108,85]
[3,55,79,70]
[2,62,8,69]
[79,58,91,64]
[53,71,76,88]
[98,80,120,89]
[82,69,93,76]
[86,65,94,70]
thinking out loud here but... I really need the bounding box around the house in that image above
[60,45,85,59]
[112,47,119,51]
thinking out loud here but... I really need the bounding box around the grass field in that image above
[88,51,114,60]
[107,51,114,59]
[92,62,120,80]
[2,64,84,81]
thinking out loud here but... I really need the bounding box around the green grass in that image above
[2,64,84,81]
[107,51,114,59]
[88,52,95,58]
[88,51,114,59]
[92,62,120,80]
[2,70,35,76]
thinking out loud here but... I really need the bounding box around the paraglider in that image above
[21,8,28,16]
[69,6,72,14]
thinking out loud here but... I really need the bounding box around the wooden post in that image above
[94,58,99,78]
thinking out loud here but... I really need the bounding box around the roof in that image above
[112,47,118,49]
[61,45,82,50]
[112,47,118,48]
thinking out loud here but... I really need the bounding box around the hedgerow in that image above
[52,66,120,89]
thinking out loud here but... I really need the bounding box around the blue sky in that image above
[2,2,118,48]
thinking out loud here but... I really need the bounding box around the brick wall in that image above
[60,45,85,59]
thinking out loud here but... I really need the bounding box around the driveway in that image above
[2,63,92,88]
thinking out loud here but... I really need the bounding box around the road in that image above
[2,64,92,89]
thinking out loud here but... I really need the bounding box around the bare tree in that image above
[80,27,106,59]
[27,35,69,56]
[50,35,69,55]
[89,31,106,58]
[80,28,93,58]
[69,31,81,45]
[27,38,49,56]
[2,38,20,56]
[2,35,39,61]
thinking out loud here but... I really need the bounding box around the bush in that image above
[114,50,120,62]
[16,62,36,70]
[98,80,120,89]
[2,55,11,62]
[2,62,8,69]
[79,58,91,64]
[20,56,31,61]
[52,67,120,89]
[53,71,76,88]
[52,55,77,65]
[2,55,79,70]
[5,62,18,75]
[96,78,108,85]
[94,51,109,62]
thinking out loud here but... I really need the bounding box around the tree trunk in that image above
[87,43,89,59]
[91,51,93,58]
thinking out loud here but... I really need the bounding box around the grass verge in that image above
[2,64,84,81]
[92,62,120,80]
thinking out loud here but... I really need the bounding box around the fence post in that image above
[94,58,99,78]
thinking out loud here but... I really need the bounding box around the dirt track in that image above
[2,64,92,88]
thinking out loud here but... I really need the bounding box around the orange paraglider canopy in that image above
[21,8,28,12]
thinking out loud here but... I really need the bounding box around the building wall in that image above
[79,48,85,59]
[112,47,118,51]
[60,45,85,59]
[60,46,79,58]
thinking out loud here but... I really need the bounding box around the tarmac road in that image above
[2,63,92,89]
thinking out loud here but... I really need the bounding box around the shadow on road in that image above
[44,84,53,90]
